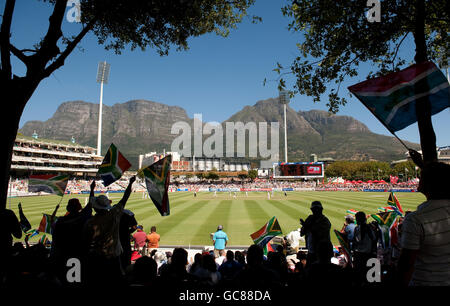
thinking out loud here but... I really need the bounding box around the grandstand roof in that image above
[16,134,95,150]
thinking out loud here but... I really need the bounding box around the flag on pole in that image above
[137,155,172,216]
[38,214,58,235]
[98,143,132,187]
[334,230,353,267]
[263,242,276,255]
[387,191,404,217]
[348,61,450,132]
[28,174,69,196]
[250,216,283,249]
[370,212,399,249]
[390,175,399,184]
[377,207,395,213]
[346,209,358,215]
[39,234,50,245]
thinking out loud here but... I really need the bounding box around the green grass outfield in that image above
[8,191,426,246]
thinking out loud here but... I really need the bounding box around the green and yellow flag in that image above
[137,155,172,216]
[28,174,69,196]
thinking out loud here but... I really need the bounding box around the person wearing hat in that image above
[213,225,228,258]
[82,176,136,285]
[300,201,331,265]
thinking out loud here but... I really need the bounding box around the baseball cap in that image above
[310,201,323,209]
[93,195,112,211]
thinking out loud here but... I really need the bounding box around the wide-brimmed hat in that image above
[93,195,112,210]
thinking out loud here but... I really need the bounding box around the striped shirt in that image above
[401,199,450,286]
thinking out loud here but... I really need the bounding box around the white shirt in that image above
[401,199,450,286]
[215,255,226,266]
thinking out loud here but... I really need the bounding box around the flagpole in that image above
[392,132,410,151]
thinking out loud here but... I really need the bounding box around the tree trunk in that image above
[1,78,39,210]
[413,0,438,164]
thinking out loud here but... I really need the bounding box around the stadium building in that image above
[139,151,251,172]
[11,134,102,177]
[398,146,450,165]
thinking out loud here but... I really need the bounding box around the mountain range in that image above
[19,98,419,168]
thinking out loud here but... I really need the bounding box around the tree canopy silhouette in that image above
[0,0,257,209]
[270,0,448,163]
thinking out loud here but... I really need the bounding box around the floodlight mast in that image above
[279,90,290,163]
[96,61,110,156]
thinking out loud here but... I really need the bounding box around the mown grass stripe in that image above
[190,200,233,245]
[152,200,210,238]
[243,200,272,233]
[11,191,426,246]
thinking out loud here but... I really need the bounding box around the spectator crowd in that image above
[1,161,448,292]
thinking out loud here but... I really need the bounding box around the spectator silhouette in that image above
[235,244,280,288]
[0,208,22,281]
[82,176,136,287]
[235,250,246,265]
[218,250,243,284]
[300,201,331,264]
[398,162,450,286]
[266,250,288,285]
[305,241,348,286]
[50,196,92,285]
[190,253,221,286]
[159,248,194,286]
[119,208,138,270]
[352,211,377,286]
[127,256,157,286]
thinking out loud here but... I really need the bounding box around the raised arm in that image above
[119,176,136,208]
[90,180,96,198]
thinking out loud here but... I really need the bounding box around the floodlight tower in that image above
[279,90,290,163]
[96,61,111,156]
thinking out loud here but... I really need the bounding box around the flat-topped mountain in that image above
[20,98,418,167]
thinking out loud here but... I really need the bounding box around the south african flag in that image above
[334,229,353,267]
[98,143,132,187]
[28,174,69,196]
[348,61,450,133]
[137,155,172,216]
[387,192,404,217]
[371,211,399,249]
[38,213,58,235]
[250,216,283,249]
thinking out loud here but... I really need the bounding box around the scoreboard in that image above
[273,162,324,179]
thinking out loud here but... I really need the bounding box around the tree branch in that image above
[391,33,409,70]
[42,21,96,78]
[0,0,16,79]
[30,0,68,67]
[9,43,29,65]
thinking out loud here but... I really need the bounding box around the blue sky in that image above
[7,0,450,147]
